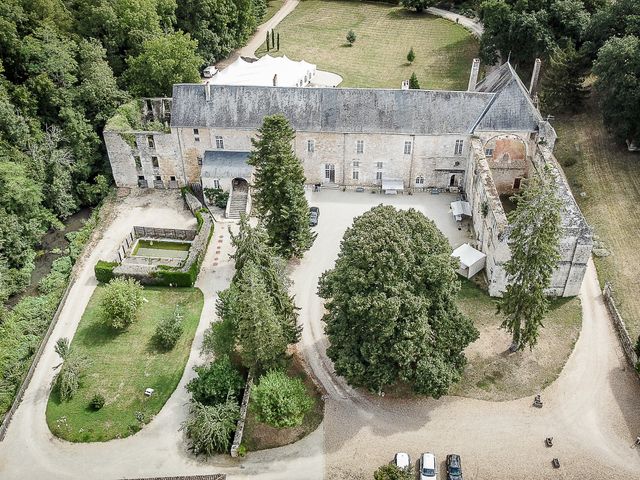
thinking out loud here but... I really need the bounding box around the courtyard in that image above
[0,189,639,480]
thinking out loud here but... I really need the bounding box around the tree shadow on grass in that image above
[76,320,122,347]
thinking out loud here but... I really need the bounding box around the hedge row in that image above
[94,260,118,283]
[0,200,105,418]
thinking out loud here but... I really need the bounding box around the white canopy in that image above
[451,200,472,218]
[451,243,486,279]
[209,55,316,87]
[382,179,404,194]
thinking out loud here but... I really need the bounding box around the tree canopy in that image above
[214,217,301,371]
[498,166,562,351]
[125,32,203,97]
[248,114,315,258]
[318,205,478,397]
[593,35,640,142]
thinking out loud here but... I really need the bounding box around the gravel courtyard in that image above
[291,189,640,480]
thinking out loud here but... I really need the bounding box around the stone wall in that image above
[466,138,592,297]
[230,372,253,458]
[603,283,639,372]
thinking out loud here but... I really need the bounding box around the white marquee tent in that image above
[208,55,316,87]
[451,243,486,279]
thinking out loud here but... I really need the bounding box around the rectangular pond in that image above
[132,239,191,260]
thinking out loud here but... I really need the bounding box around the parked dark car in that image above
[309,206,320,226]
[446,454,463,480]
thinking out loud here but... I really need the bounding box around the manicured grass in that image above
[450,280,582,401]
[256,0,478,89]
[133,239,191,259]
[46,286,204,442]
[263,0,285,23]
[554,95,640,340]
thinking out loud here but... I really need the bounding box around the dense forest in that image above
[0,0,266,308]
[476,0,640,141]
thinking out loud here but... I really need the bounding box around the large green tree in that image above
[248,114,315,258]
[540,43,588,114]
[318,205,478,397]
[593,35,640,143]
[498,166,562,351]
[124,32,202,97]
[401,0,437,13]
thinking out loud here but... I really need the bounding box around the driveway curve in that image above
[0,191,323,480]
[294,190,640,479]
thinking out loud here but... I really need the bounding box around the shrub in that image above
[182,400,240,455]
[187,355,245,405]
[38,256,72,294]
[55,355,86,401]
[374,464,414,480]
[94,260,118,283]
[99,277,144,330]
[89,393,106,410]
[346,30,356,46]
[252,370,313,428]
[407,47,415,64]
[204,188,230,209]
[154,306,184,350]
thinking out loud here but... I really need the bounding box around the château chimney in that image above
[529,58,542,97]
[467,58,481,91]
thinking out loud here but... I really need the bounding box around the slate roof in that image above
[171,62,540,135]
[473,62,542,132]
[202,150,252,179]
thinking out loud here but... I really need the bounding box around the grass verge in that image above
[554,95,640,341]
[263,0,285,23]
[256,0,478,89]
[450,280,582,401]
[46,286,204,442]
[243,352,324,451]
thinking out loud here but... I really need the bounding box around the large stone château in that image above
[104,61,592,297]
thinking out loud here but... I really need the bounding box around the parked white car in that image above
[394,452,410,471]
[420,452,437,480]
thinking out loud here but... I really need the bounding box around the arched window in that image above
[415,175,425,185]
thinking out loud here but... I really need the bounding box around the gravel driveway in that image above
[292,189,640,480]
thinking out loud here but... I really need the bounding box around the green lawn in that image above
[263,0,285,24]
[46,286,204,442]
[451,280,582,401]
[554,96,640,340]
[256,0,478,89]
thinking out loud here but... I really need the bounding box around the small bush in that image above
[252,370,313,428]
[89,393,106,410]
[99,277,144,330]
[95,260,118,283]
[204,188,230,209]
[187,355,245,405]
[154,306,184,350]
[373,464,414,480]
[346,30,356,45]
[182,400,240,455]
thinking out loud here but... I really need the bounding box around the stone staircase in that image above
[226,190,249,219]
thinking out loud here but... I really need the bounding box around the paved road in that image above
[216,0,300,68]
[427,8,483,38]
[0,191,323,480]
[293,190,640,479]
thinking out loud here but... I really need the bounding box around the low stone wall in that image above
[109,192,212,285]
[133,226,196,241]
[603,282,639,372]
[230,372,253,458]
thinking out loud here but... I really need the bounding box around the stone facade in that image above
[103,61,592,297]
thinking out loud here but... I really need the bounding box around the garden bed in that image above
[46,286,204,442]
[242,353,324,451]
